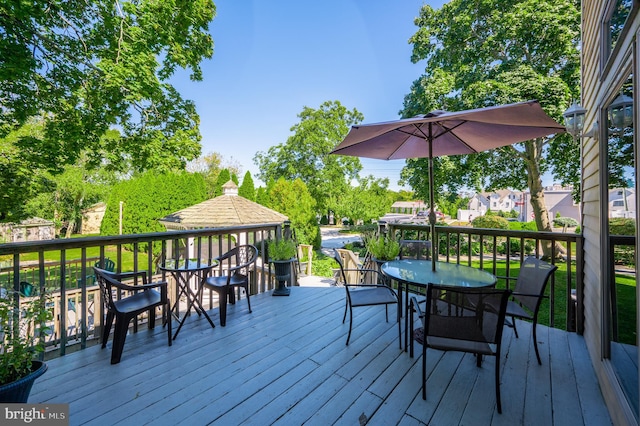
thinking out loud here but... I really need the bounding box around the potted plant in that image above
[267,238,297,296]
[0,288,52,402]
[363,233,401,263]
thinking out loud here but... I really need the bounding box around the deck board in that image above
[31,286,612,425]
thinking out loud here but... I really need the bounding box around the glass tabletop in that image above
[381,259,496,288]
[158,259,216,272]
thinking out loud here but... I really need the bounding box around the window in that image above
[605,0,633,60]
[604,71,637,417]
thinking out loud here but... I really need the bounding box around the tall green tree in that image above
[101,171,207,240]
[402,0,580,246]
[239,171,256,201]
[254,100,364,213]
[1,1,215,173]
[331,176,393,225]
[268,178,320,249]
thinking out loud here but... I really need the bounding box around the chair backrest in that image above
[399,240,431,260]
[513,257,558,312]
[93,267,118,310]
[333,249,349,286]
[95,258,115,272]
[221,245,258,276]
[425,283,511,346]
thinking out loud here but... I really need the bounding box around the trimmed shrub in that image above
[471,215,509,229]
[553,217,578,228]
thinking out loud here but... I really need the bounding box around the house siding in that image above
[582,0,639,424]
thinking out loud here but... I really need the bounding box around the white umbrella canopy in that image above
[330,100,566,268]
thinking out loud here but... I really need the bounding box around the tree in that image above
[1,1,215,174]
[330,176,393,225]
[101,171,207,242]
[239,172,256,201]
[402,0,580,256]
[25,162,114,237]
[268,178,320,249]
[212,169,232,197]
[254,100,364,212]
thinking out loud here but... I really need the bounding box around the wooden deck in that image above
[31,286,612,425]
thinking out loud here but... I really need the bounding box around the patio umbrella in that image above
[330,100,565,269]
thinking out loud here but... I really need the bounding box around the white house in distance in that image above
[463,185,581,222]
[609,188,636,219]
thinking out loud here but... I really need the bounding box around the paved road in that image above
[320,227,362,256]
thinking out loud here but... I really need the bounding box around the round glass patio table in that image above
[381,259,497,350]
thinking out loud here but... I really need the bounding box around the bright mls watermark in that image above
[1,404,68,425]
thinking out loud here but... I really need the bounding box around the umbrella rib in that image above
[397,120,478,154]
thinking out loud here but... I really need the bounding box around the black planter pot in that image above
[0,360,47,403]
[271,259,293,296]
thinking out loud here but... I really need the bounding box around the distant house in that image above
[0,218,55,243]
[80,202,107,234]
[469,190,519,214]
[390,201,428,215]
[608,188,635,218]
[466,186,580,222]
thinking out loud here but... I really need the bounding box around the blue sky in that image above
[171,0,448,190]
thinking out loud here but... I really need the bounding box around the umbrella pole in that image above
[428,124,436,271]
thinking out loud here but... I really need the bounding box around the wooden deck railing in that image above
[383,222,584,334]
[0,223,284,356]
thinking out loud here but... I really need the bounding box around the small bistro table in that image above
[381,259,497,350]
[158,260,217,340]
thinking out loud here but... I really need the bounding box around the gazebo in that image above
[159,181,287,230]
[158,180,288,259]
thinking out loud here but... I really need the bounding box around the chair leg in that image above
[495,354,502,414]
[111,316,130,364]
[533,321,542,365]
[165,302,172,347]
[218,287,229,327]
[512,315,519,338]
[102,311,114,348]
[245,285,252,313]
[342,299,348,323]
[148,307,156,329]
[422,342,427,400]
[345,305,353,345]
[397,305,402,350]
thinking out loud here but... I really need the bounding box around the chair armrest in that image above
[109,270,148,284]
[511,291,547,299]
[112,280,167,293]
[410,295,424,317]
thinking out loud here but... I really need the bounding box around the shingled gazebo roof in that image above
[158,181,287,230]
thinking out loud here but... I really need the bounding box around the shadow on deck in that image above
[31,287,611,425]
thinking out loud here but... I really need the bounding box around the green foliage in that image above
[213,169,232,197]
[101,171,207,249]
[471,215,509,230]
[553,217,579,228]
[254,100,364,213]
[267,178,321,249]
[402,0,580,215]
[1,1,214,174]
[238,171,256,201]
[330,176,394,224]
[610,218,635,235]
[508,221,538,231]
[311,252,338,277]
[497,239,534,256]
[0,291,52,385]
[363,233,400,261]
[267,238,297,261]
[255,186,270,206]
